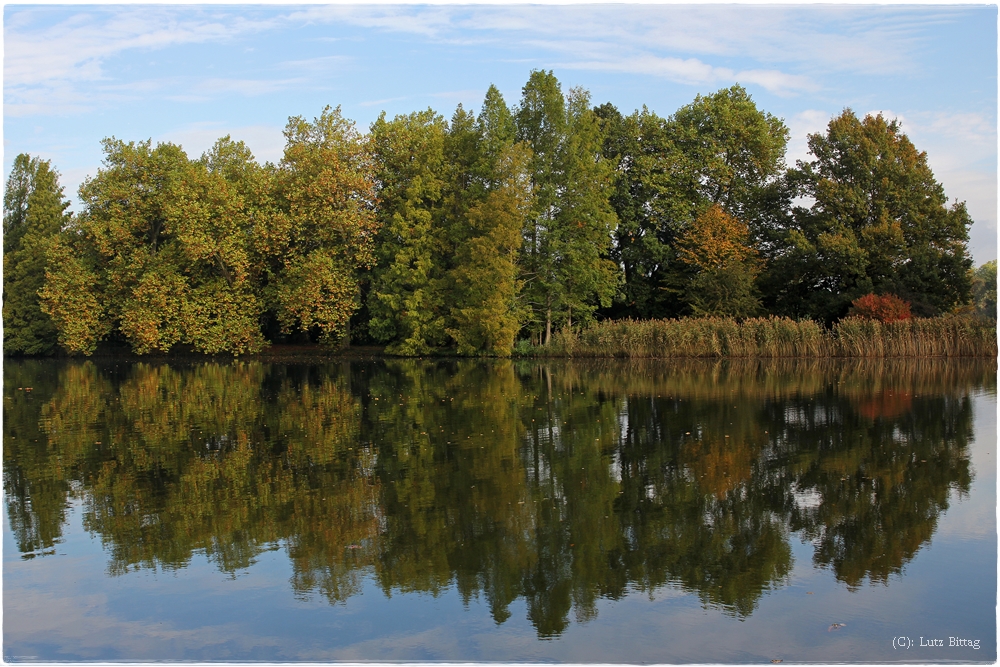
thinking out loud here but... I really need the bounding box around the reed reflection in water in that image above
[4,357,991,639]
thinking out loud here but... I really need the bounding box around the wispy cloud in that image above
[4,7,284,114]
[4,4,966,117]
[292,4,943,79]
[359,96,412,108]
[7,11,232,86]
[194,77,307,97]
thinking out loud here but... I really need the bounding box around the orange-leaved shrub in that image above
[848,293,912,323]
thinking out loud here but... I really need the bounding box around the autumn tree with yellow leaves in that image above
[677,204,761,317]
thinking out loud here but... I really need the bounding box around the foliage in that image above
[445,88,532,355]
[367,108,451,354]
[7,78,982,358]
[677,205,761,317]
[39,139,265,354]
[517,71,619,343]
[368,90,532,356]
[667,85,789,225]
[767,110,973,321]
[847,293,912,322]
[3,155,69,354]
[596,87,787,321]
[270,107,379,345]
[971,260,997,318]
[32,108,377,356]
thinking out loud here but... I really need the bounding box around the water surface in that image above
[4,357,996,662]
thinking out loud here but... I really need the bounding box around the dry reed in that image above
[527,315,996,358]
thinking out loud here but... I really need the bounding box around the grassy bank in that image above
[525,315,997,358]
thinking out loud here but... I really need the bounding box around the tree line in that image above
[3,71,987,357]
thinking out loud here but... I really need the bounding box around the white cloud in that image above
[290,4,938,79]
[4,5,969,117]
[560,55,815,96]
[4,7,284,114]
[276,55,352,74]
[358,96,412,108]
[194,77,307,97]
[785,109,834,166]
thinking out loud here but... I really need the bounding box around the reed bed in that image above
[830,316,997,357]
[531,315,996,358]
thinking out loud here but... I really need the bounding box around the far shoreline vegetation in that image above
[4,72,997,360]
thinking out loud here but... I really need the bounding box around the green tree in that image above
[3,155,70,354]
[270,107,380,346]
[516,71,618,344]
[369,92,532,356]
[596,87,788,320]
[445,87,533,355]
[667,85,789,226]
[40,139,263,354]
[368,109,451,355]
[767,110,973,321]
[971,260,997,318]
[595,105,677,319]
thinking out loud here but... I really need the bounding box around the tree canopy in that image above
[765,110,973,322]
[3,155,69,354]
[3,76,982,357]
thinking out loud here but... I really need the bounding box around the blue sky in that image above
[4,3,997,264]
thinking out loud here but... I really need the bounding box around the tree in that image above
[667,85,789,226]
[677,204,760,317]
[368,109,451,355]
[596,87,788,320]
[595,105,677,319]
[971,260,997,319]
[445,87,532,355]
[271,107,380,346]
[40,139,264,354]
[768,110,973,321]
[3,155,69,354]
[369,91,533,357]
[516,71,618,344]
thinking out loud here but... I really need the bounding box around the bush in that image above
[848,294,912,323]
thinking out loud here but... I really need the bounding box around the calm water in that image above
[3,357,996,663]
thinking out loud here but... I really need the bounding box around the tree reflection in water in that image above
[4,357,991,636]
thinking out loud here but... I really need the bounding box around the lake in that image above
[3,357,996,662]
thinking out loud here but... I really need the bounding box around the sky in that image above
[4,3,997,264]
